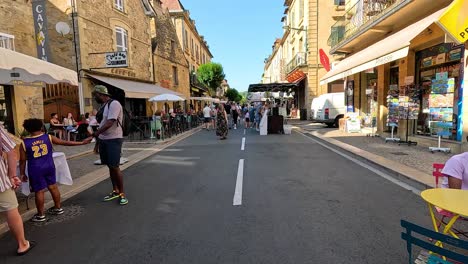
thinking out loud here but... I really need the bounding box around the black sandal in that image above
[17,241,36,256]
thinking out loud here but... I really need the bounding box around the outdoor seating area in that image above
[127,114,203,141]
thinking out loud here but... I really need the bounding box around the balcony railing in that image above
[330,0,402,49]
[286,52,307,74]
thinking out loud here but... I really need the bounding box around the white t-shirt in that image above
[99,100,123,140]
[203,106,211,118]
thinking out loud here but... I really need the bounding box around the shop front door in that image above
[43,83,79,121]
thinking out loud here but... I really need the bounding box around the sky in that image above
[182,0,285,92]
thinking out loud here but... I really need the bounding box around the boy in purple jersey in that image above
[20,119,92,222]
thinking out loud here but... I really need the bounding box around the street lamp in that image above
[282,26,307,32]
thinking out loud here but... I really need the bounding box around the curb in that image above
[294,127,435,190]
[0,128,201,236]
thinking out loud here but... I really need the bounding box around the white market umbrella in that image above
[149,93,185,102]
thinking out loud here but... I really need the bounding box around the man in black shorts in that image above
[202,103,212,130]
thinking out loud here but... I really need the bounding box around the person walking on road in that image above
[20,119,92,222]
[231,102,239,130]
[91,85,128,206]
[203,104,212,130]
[0,125,35,256]
[216,104,228,140]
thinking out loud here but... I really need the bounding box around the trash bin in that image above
[300,109,307,120]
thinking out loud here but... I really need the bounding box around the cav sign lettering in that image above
[32,0,51,61]
[437,0,468,44]
[105,51,128,68]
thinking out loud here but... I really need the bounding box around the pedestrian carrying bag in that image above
[96,99,131,137]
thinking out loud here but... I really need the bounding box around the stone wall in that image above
[0,0,36,57]
[152,1,190,100]
[76,0,153,81]
[12,85,44,134]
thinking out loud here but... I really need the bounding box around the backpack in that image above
[97,99,132,137]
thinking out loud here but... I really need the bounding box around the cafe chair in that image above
[401,219,468,264]
[44,123,58,137]
[431,163,468,239]
[75,123,89,141]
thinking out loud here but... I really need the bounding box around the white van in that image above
[310,92,346,127]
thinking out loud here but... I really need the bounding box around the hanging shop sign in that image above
[105,51,128,68]
[319,49,331,72]
[32,0,51,61]
[437,0,468,44]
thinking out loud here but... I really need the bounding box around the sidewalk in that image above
[290,121,454,189]
[0,128,201,235]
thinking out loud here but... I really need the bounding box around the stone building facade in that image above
[72,0,156,116]
[150,0,190,111]
[0,0,172,133]
[262,0,338,119]
[161,0,213,99]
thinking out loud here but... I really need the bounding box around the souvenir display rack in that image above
[398,84,419,146]
[385,84,400,143]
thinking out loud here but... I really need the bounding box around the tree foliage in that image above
[225,88,243,103]
[197,62,226,97]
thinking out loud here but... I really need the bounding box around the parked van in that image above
[310,92,346,127]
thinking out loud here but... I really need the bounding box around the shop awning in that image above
[189,97,220,103]
[320,8,447,85]
[248,82,298,92]
[88,74,182,99]
[0,47,78,86]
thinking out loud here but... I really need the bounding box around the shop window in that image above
[172,66,179,86]
[334,0,345,5]
[191,38,194,55]
[298,0,304,19]
[115,27,128,52]
[170,40,176,54]
[415,43,465,141]
[114,0,124,12]
[0,33,14,51]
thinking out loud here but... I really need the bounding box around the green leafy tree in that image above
[239,91,248,104]
[226,88,243,103]
[197,62,226,97]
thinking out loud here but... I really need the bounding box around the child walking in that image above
[20,119,92,222]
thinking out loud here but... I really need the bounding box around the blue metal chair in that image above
[401,219,468,264]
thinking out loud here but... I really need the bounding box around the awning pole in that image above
[78,80,85,115]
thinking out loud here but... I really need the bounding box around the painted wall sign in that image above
[32,0,51,61]
[105,51,128,68]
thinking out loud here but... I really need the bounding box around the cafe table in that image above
[421,188,468,243]
[18,152,73,196]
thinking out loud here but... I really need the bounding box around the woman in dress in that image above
[216,104,228,140]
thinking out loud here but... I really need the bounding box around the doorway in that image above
[0,85,15,134]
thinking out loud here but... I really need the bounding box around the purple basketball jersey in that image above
[23,134,55,174]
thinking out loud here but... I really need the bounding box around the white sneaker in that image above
[234,125,237,130]
[91,138,96,143]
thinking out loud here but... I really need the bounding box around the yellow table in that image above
[421,188,468,242]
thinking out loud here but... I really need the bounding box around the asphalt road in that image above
[0,126,431,263]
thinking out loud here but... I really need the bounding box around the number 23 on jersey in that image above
[32,144,48,158]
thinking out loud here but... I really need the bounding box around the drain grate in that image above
[390,152,409,156]
[31,205,84,226]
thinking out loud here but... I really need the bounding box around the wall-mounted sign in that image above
[110,68,135,78]
[105,51,128,68]
[404,76,414,85]
[32,0,51,61]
